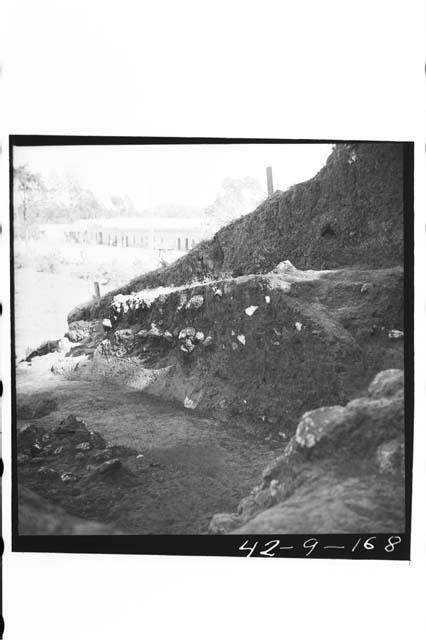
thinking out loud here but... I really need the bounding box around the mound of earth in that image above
[56,262,404,434]
[69,143,403,323]
[209,369,405,534]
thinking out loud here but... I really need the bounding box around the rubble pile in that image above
[17,413,149,534]
[209,369,405,534]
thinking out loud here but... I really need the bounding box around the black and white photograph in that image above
[2,2,425,639]
[11,138,412,549]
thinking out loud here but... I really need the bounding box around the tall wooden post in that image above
[266,166,274,196]
[94,281,101,303]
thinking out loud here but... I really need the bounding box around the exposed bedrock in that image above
[209,368,405,534]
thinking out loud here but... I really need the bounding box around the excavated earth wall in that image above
[59,262,404,436]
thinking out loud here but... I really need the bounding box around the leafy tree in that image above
[13,165,45,238]
[110,195,137,217]
[15,172,108,226]
[204,176,264,230]
[65,178,104,220]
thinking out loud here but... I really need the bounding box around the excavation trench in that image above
[17,355,276,534]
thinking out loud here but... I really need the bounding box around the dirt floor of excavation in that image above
[16,359,278,534]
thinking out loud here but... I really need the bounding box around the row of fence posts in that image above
[91,168,273,306]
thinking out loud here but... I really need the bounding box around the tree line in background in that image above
[13,165,265,239]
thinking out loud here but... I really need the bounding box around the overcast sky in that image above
[14,143,333,210]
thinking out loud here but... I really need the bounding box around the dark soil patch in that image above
[17,394,58,419]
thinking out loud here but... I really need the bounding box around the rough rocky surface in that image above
[209,369,405,534]
[69,143,403,323]
[17,414,140,534]
[65,320,97,343]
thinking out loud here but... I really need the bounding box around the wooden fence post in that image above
[266,166,274,196]
[94,281,101,303]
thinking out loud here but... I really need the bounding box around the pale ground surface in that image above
[14,268,93,360]
[13,241,185,359]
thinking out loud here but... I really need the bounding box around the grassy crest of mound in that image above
[69,142,403,323]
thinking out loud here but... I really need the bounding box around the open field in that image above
[13,240,185,360]
[15,238,185,288]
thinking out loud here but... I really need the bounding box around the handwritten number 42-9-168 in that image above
[238,536,402,557]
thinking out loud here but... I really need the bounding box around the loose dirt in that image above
[17,358,277,534]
